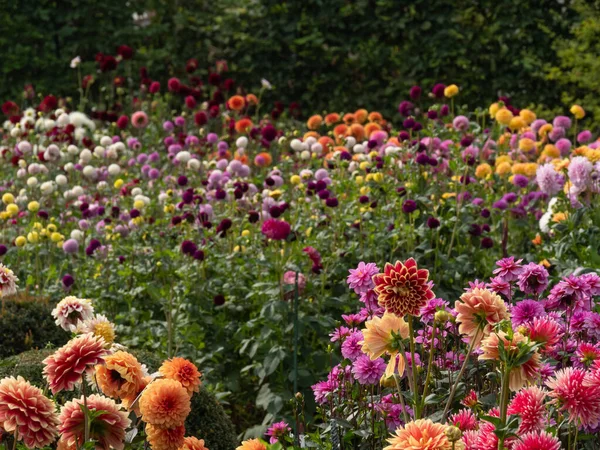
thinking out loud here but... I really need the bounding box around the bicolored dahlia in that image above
[373,258,435,317]
[507,386,547,433]
[0,376,59,448]
[450,408,478,431]
[347,262,379,294]
[43,333,108,394]
[455,288,509,346]
[524,317,563,354]
[361,312,409,376]
[78,314,116,344]
[0,263,18,297]
[546,367,600,427]
[59,394,130,450]
[51,296,94,332]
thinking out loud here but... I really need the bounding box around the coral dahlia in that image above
[455,288,509,346]
[146,423,185,450]
[384,419,452,450]
[139,379,191,428]
[159,357,202,396]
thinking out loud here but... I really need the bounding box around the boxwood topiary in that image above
[0,294,68,358]
[0,349,237,450]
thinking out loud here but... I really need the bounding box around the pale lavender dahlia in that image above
[568,156,593,190]
[517,263,549,296]
[347,262,379,294]
[351,354,386,385]
[536,163,564,196]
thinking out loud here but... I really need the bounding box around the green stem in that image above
[407,316,420,419]
[420,323,437,414]
[498,364,511,450]
[82,375,90,445]
[11,429,18,450]
[393,373,410,424]
[442,328,481,421]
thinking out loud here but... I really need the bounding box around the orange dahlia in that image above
[306,115,323,130]
[236,439,267,450]
[122,375,151,414]
[179,436,209,450]
[43,333,108,394]
[146,424,185,450]
[140,379,191,428]
[59,394,130,450]
[324,113,340,126]
[0,376,59,448]
[96,351,146,400]
[228,95,246,112]
[373,258,435,317]
[159,357,201,396]
[384,419,453,450]
[454,288,509,347]
[235,118,253,134]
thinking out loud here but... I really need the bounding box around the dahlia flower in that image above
[96,351,146,401]
[455,288,509,346]
[0,263,18,297]
[546,367,600,427]
[261,218,290,240]
[59,394,130,450]
[347,261,379,294]
[179,436,208,450]
[536,163,564,196]
[139,379,191,428]
[78,314,116,344]
[145,423,185,450]
[450,408,477,431]
[351,354,387,385]
[236,439,267,450]
[511,299,545,326]
[524,317,563,353]
[0,376,59,448]
[265,421,291,444]
[43,333,108,394]
[361,312,409,376]
[512,430,561,450]
[507,386,547,433]
[568,156,593,190]
[373,258,435,317]
[51,296,94,332]
[159,357,202,396]
[516,263,549,296]
[384,419,452,450]
[492,257,523,282]
[341,330,364,361]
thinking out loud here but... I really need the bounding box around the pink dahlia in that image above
[517,263,549,296]
[373,258,435,317]
[524,317,563,353]
[347,262,379,294]
[265,421,291,444]
[492,256,523,282]
[512,430,561,450]
[450,408,478,431]
[546,367,600,427]
[351,354,386,385]
[43,333,108,394]
[261,219,290,240]
[507,386,547,433]
[59,394,130,450]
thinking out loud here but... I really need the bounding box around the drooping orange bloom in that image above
[384,419,453,450]
[0,376,59,448]
[59,394,131,450]
[479,331,541,391]
[43,333,108,394]
[179,436,209,450]
[307,114,323,130]
[96,351,146,401]
[454,288,509,347]
[159,357,202,396]
[228,95,246,111]
[235,118,253,133]
[354,109,368,124]
[236,439,267,450]
[325,113,340,126]
[139,379,191,429]
[373,258,435,317]
[146,424,186,450]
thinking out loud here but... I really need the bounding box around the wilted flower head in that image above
[0,263,18,297]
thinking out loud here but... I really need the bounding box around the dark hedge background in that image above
[2,0,600,118]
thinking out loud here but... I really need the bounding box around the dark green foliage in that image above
[0,0,586,118]
[0,348,237,450]
[0,295,68,358]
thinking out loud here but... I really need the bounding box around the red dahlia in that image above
[373,258,434,317]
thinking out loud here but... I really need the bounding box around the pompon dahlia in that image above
[96,351,146,401]
[512,430,561,450]
[179,436,209,450]
[373,258,435,317]
[139,379,191,428]
[159,357,202,396]
[479,331,541,391]
[51,296,94,331]
[43,333,108,394]
[455,288,509,346]
[236,439,267,450]
[450,408,478,431]
[507,386,548,433]
[546,367,600,427]
[0,376,59,448]
[261,218,290,240]
[59,394,130,450]
[384,419,452,450]
[0,263,18,297]
[146,424,185,450]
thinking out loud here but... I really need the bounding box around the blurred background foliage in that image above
[1,0,599,119]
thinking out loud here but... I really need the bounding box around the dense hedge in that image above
[0,349,237,450]
[3,0,599,118]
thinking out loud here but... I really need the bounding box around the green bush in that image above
[0,294,68,358]
[0,348,237,450]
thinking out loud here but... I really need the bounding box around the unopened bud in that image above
[434,310,450,324]
[445,425,462,442]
